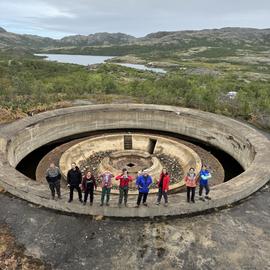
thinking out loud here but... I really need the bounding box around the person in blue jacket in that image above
[199,165,212,201]
[135,170,152,207]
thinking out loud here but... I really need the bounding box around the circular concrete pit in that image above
[59,133,201,194]
[0,104,270,218]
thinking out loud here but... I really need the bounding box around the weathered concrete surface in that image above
[59,133,201,194]
[35,133,225,188]
[0,104,270,217]
[0,183,269,270]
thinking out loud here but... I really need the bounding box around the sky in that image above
[0,0,270,39]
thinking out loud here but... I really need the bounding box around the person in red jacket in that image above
[156,168,170,206]
[81,170,97,206]
[184,167,198,203]
[115,168,133,207]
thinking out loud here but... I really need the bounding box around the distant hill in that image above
[1,27,270,55]
[0,27,56,49]
[0,28,136,50]
[60,32,136,46]
[139,27,270,47]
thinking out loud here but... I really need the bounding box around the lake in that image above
[36,54,166,73]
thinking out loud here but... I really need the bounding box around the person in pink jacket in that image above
[99,170,114,206]
[184,167,198,203]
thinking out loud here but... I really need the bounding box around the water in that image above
[36,53,166,73]
[36,53,113,66]
[118,63,166,73]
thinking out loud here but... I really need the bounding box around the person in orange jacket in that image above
[156,168,170,206]
[184,167,198,203]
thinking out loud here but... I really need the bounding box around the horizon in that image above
[2,25,270,40]
[1,0,270,39]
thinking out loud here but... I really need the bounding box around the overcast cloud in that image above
[0,0,270,38]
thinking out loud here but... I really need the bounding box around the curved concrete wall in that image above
[0,104,269,218]
[1,105,255,169]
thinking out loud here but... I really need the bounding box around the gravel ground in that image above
[0,182,269,270]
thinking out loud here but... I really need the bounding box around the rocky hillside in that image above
[0,27,136,49]
[140,27,270,46]
[60,32,136,46]
[1,26,270,55]
[0,28,56,49]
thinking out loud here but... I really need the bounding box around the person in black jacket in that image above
[67,162,83,203]
[46,162,61,200]
[81,170,97,205]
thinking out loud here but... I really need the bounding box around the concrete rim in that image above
[0,104,270,218]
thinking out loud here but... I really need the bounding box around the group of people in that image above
[45,162,212,207]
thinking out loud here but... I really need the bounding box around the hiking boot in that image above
[143,203,148,207]
[106,202,110,206]
[90,202,93,206]
[100,203,104,206]
[205,196,211,200]
[199,197,205,202]
[191,199,195,203]
[83,202,86,206]
[68,199,72,203]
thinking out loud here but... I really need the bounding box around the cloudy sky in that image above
[1,0,270,38]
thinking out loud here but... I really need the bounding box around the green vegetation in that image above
[1,27,270,127]
[1,50,270,127]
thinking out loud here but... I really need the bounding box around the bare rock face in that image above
[59,32,137,46]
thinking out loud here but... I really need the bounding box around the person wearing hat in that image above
[135,170,152,207]
[115,168,133,207]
